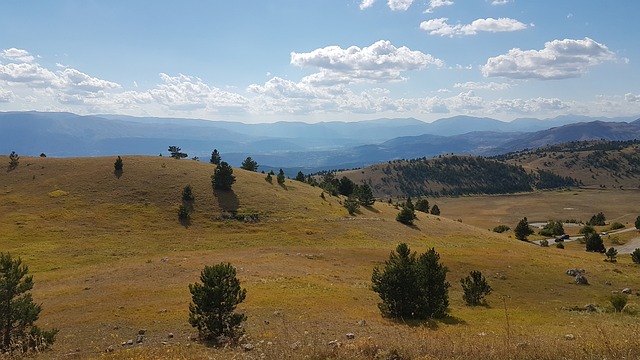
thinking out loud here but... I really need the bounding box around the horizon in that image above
[1,1,640,124]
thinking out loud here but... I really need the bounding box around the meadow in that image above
[1,156,640,359]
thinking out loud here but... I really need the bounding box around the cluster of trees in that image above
[395,197,440,225]
[587,212,606,226]
[539,220,564,237]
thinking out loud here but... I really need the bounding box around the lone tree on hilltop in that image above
[514,217,534,241]
[8,151,19,170]
[1,253,58,353]
[114,156,123,172]
[210,149,221,165]
[371,243,449,320]
[240,157,258,172]
[189,263,247,342]
[295,171,305,182]
[168,146,188,159]
[211,162,236,191]
[460,270,492,306]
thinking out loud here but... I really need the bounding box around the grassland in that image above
[1,155,640,359]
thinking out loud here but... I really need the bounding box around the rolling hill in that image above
[2,155,640,359]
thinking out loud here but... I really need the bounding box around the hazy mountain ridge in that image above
[1,111,639,172]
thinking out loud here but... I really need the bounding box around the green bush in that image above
[492,225,510,233]
[631,248,640,264]
[556,242,565,249]
[182,184,195,202]
[396,207,416,225]
[460,271,492,306]
[609,222,625,231]
[609,294,628,312]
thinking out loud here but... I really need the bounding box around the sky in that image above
[1,0,639,124]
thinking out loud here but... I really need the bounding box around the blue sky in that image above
[1,0,639,123]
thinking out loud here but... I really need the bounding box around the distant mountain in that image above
[1,111,639,173]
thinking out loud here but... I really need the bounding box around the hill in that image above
[337,155,577,198]
[2,155,640,359]
[495,140,640,189]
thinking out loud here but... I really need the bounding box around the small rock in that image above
[161,257,169,262]
[159,309,168,313]
[264,320,270,325]
[565,334,576,341]
[105,345,115,353]
[273,310,281,316]
[161,341,168,346]
[328,340,341,348]
[136,335,144,344]
[357,319,367,327]
[138,329,147,335]
[126,339,134,346]
[113,325,119,330]
[290,341,301,350]
[345,333,355,340]
[622,288,632,294]
[575,274,589,285]
[168,332,174,339]
[241,343,254,351]
[121,341,127,347]
[584,304,597,312]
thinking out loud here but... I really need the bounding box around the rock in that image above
[161,257,169,262]
[357,319,367,327]
[575,274,589,285]
[328,340,341,348]
[566,269,585,276]
[290,341,301,350]
[622,288,632,294]
[273,310,281,316]
[241,343,254,351]
[159,309,168,313]
[345,333,355,340]
[605,281,612,286]
[138,329,146,335]
[105,345,115,353]
[565,334,576,341]
[113,325,119,330]
[127,339,134,346]
[584,304,597,312]
[264,320,270,325]
[136,335,144,344]
[121,341,127,347]
[168,332,174,339]
[161,341,168,346]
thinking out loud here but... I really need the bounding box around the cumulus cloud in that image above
[59,68,121,93]
[290,40,443,85]
[420,17,527,37]
[482,37,616,80]
[0,88,14,102]
[491,97,570,114]
[454,81,511,90]
[359,0,376,10]
[425,0,454,13]
[387,0,414,11]
[1,48,35,63]
[491,0,510,5]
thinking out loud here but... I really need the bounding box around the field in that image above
[2,156,640,359]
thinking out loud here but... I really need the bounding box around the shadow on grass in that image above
[363,205,380,214]
[392,314,466,329]
[179,217,191,228]
[214,189,240,212]
[278,182,288,190]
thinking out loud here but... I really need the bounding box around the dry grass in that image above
[1,156,640,359]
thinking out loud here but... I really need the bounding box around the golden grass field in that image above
[2,155,640,359]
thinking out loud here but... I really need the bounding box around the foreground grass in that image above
[1,156,640,359]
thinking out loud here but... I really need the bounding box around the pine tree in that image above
[8,151,19,170]
[240,157,258,172]
[210,149,221,165]
[514,217,534,241]
[189,263,247,341]
[415,198,429,213]
[295,171,305,182]
[114,156,123,171]
[277,169,286,185]
[211,162,236,191]
[396,206,416,225]
[460,271,492,306]
[635,216,640,230]
[355,183,375,206]
[585,232,605,252]
[168,146,188,159]
[631,248,640,264]
[430,204,440,216]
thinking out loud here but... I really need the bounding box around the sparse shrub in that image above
[609,294,628,312]
[211,162,236,190]
[493,225,510,233]
[371,243,449,319]
[0,253,58,353]
[189,263,247,342]
[540,239,549,247]
[178,205,191,222]
[182,184,195,202]
[8,151,19,170]
[632,248,640,264]
[556,242,565,249]
[609,222,624,231]
[460,270,492,306]
[514,217,534,241]
[114,156,123,171]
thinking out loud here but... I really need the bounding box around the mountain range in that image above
[1,111,639,173]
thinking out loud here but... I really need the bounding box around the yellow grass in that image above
[1,156,640,359]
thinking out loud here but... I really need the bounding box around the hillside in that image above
[495,140,640,189]
[338,155,577,198]
[2,155,640,359]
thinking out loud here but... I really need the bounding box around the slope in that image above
[1,155,639,359]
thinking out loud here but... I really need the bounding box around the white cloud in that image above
[482,37,616,80]
[290,40,443,85]
[625,93,640,103]
[360,0,376,10]
[59,68,121,93]
[0,62,60,87]
[420,17,527,37]
[490,97,570,114]
[491,0,510,5]
[1,48,34,63]
[0,88,14,102]
[454,81,511,90]
[387,0,414,11]
[425,0,454,13]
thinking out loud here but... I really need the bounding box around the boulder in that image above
[345,333,355,340]
[622,288,632,294]
[575,274,588,285]
[565,334,576,341]
[241,343,254,351]
[136,335,144,344]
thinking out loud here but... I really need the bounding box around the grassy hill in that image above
[495,140,640,190]
[2,155,640,359]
